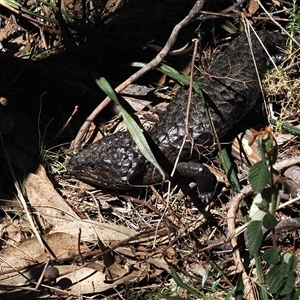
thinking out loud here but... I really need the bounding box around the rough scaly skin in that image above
[68,31,285,194]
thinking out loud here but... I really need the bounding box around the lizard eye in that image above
[88,164,96,170]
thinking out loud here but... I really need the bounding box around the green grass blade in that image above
[131,62,191,85]
[269,118,300,135]
[170,266,208,299]
[218,148,241,195]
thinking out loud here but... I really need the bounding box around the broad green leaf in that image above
[248,160,270,192]
[261,187,280,214]
[279,274,296,296]
[262,248,280,265]
[267,261,288,294]
[291,288,300,300]
[262,213,278,230]
[283,252,298,271]
[95,76,166,181]
[246,220,263,257]
[249,193,268,220]
[260,187,275,204]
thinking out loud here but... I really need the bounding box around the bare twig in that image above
[186,39,199,140]
[55,105,79,140]
[227,185,255,300]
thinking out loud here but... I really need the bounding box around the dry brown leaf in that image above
[26,164,78,231]
[0,232,89,271]
[0,263,148,296]
[0,22,16,42]
[0,263,147,296]
[59,220,137,243]
[248,0,259,14]
[65,265,147,294]
[0,264,46,294]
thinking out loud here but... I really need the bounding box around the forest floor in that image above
[0,0,300,299]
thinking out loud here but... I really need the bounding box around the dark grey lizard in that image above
[68,31,285,200]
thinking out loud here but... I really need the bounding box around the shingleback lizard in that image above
[68,30,285,201]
